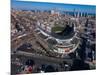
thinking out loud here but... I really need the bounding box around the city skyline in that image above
[11,0,96,14]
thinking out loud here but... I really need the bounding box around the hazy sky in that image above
[11,0,96,13]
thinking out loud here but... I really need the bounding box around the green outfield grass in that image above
[52,26,65,33]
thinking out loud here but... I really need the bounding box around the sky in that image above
[11,0,96,14]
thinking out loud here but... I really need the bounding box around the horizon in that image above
[11,0,96,14]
